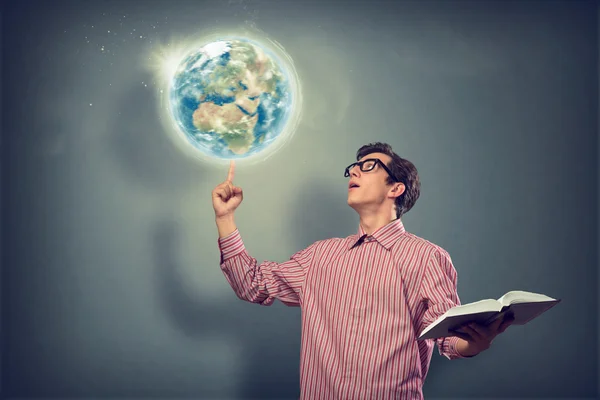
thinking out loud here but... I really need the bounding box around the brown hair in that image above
[356,142,421,219]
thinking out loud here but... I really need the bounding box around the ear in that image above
[388,183,405,198]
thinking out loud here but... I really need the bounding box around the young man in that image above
[212,142,513,399]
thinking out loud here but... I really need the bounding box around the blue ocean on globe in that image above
[168,38,294,159]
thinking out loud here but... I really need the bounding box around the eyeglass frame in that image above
[344,158,401,183]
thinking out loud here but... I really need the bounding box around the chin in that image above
[347,197,358,209]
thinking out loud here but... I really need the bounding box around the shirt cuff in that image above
[217,229,246,263]
[440,335,470,360]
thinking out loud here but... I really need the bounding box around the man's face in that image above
[347,152,398,212]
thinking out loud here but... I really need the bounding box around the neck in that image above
[359,211,397,235]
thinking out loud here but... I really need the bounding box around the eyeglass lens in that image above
[345,160,377,176]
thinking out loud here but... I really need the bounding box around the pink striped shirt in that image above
[218,218,467,399]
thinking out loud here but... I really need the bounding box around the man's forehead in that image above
[359,152,391,163]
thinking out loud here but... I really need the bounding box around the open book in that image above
[418,290,560,340]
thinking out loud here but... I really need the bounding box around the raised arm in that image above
[211,160,317,306]
[218,229,317,306]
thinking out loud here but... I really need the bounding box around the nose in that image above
[350,165,361,178]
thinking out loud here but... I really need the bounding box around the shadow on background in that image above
[153,217,304,399]
[290,178,357,248]
[106,81,201,193]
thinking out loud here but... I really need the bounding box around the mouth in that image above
[348,183,360,190]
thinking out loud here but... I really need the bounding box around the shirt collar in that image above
[347,218,406,251]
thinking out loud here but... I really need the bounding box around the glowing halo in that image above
[150,29,303,167]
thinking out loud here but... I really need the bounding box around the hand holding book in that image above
[449,311,516,356]
[418,290,560,341]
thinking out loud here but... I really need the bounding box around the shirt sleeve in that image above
[419,248,470,360]
[217,229,317,307]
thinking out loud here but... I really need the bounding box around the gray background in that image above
[1,0,598,398]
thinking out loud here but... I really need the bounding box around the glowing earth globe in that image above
[168,38,297,160]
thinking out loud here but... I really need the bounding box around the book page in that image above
[497,290,557,306]
[445,299,502,316]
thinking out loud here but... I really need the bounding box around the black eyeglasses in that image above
[344,158,400,182]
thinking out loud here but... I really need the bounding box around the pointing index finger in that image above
[227,159,235,182]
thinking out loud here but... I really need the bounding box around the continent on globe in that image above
[169,38,295,159]
[193,102,258,154]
